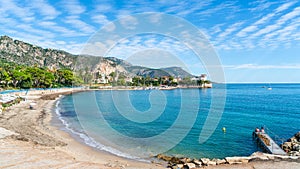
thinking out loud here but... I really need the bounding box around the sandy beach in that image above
[0,89,299,169]
[0,89,164,169]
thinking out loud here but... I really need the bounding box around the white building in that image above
[200,74,207,81]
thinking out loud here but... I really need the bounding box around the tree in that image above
[57,69,74,86]
[0,59,85,89]
[42,71,55,88]
[26,67,44,87]
[10,69,26,88]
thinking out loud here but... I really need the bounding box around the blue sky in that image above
[0,0,300,83]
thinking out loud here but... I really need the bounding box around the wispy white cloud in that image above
[172,0,214,16]
[91,14,110,26]
[29,0,60,20]
[251,6,300,38]
[38,21,87,37]
[254,13,275,25]
[119,15,138,30]
[277,6,300,24]
[225,64,300,69]
[209,24,224,35]
[196,1,239,16]
[248,0,278,12]
[275,1,297,13]
[65,17,96,34]
[95,4,113,13]
[218,22,244,38]
[0,0,34,22]
[148,13,162,24]
[236,25,258,37]
[237,1,297,38]
[237,2,296,37]
[62,0,86,15]
[219,1,300,50]
[264,20,300,40]
[16,24,55,38]
[252,24,280,37]
[0,15,18,27]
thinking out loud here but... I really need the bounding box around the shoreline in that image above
[0,88,165,168]
[51,98,151,163]
[0,88,299,168]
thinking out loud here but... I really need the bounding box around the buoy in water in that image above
[222,127,226,133]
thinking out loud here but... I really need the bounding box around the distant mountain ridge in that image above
[0,35,193,79]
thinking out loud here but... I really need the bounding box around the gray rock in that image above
[216,159,227,165]
[180,157,192,163]
[225,157,251,164]
[192,159,202,166]
[207,160,217,165]
[172,165,179,169]
[292,144,300,151]
[294,131,300,140]
[177,164,184,168]
[186,162,196,168]
[182,165,189,169]
[200,158,210,165]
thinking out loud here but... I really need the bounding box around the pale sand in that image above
[0,89,299,169]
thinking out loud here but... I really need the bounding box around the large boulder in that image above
[292,144,300,151]
[250,152,270,160]
[216,159,227,165]
[175,164,183,169]
[180,157,192,163]
[207,160,217,166]
[295,132,300,141]
[192,159,202,166]
[186,163,196,169]
[156,154,181,164]
[225,157,251,164]
[282,142,292,152]
[200,158,210,166]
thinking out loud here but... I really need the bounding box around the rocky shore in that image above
[156,152,300,169]
[281,131,300,156]
[156,131,300,169]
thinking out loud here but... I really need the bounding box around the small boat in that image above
[267,83,272,90]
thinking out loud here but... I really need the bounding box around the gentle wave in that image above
[54,100,149,162]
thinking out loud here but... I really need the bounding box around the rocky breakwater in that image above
[155,152,299,169]
[281,131,300,156]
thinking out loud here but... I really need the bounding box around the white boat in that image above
[267,83,272,90]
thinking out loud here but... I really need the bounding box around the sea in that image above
[54,83,300,160]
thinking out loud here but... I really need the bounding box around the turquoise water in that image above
[56,84,300,159]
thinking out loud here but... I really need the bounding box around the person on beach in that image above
[255,127,260,132]
[261,127,265,133]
